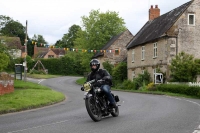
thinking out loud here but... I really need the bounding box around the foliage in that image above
[29,69,46,74]
[147,82,156,91]
[27,40,34,57]
[157,84,200,98]
[0,42,10,71]
[133,70,151,89]
[115,80,137,90]
[0,53,9,71]
[27,56,85,75]
[32,34,47,44]
[0,15,12,29]
[74,9,126,50]
[0,19,26,45]
[55,24,81,48]
[194,59,200,75]
[170,52,198,82]
[112,62,127,82]
[102,61,114,75]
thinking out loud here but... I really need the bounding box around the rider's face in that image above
[91,65,97,69]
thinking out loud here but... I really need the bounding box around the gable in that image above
[93,29,133,58]
[127,1,192,49]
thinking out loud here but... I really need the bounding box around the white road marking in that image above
[7,120,69,133]
[166,96,200,133]
[38,79,45,84]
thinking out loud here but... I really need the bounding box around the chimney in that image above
[149,5,160,20]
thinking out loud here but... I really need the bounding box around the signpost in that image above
[23,20,28,81]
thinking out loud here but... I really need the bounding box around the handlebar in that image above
[86,79,105,84]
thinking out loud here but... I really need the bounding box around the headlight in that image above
[83,82,91,92]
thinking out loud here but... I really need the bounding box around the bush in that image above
[133,70,151,89]
[157,84,200,98]
[115,80,137,90]
[112,62,127,82]
[147,82,157,91]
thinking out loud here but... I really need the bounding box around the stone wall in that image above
[0,72,14,95]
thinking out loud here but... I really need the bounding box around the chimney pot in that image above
[149,5,160,20]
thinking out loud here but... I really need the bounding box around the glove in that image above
[81,86,84,91]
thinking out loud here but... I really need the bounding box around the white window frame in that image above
[132,49,135,63]
[153,69,157,83]
[132,71,135,80]
[188,14,195,26]
[153,42,157,58]
[142,70,144,74]
[141,46,145,60]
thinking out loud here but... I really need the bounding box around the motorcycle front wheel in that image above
[85,96,102,122]
[111,106,119,117]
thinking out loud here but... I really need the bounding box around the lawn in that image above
[0,80,65,114]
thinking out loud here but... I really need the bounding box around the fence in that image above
[188,82,200,87]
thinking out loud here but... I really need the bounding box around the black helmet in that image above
[90,59,100,72]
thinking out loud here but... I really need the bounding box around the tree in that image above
[73,9,126,72]
[32,34,47,45]
[112,62,127,82]
[0,15,12,30]
[170,52,198,82]
[0,20,26,45]
[74,9,126,50]
[57,24,81,48]
[0,42,10,71]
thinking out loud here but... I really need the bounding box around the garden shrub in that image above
[157,84,200,98]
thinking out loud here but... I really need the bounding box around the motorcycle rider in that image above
[82,59,116,108]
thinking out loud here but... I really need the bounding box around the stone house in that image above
[93,29,134,69]
[0,36,22,59]
[33,45,65,59]
[127,0,200,82]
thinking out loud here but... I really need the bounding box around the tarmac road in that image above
[0,76,200,133]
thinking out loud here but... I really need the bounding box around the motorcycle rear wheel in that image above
[85,97,102,122]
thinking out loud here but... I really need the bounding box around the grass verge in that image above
[0,80,65,114]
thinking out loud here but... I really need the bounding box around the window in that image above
[188,14,195,26]
[153,69,157,83]
[141,70,144,74]
[153,43,157,58]
[115,48,119,55]
[141,46,145,60]
[132,49,135,62]
[48,55,54,58]
[132,71,135,80]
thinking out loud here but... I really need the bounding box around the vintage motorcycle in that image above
[81,79,120,122]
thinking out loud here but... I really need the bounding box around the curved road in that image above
[0,76,200,133]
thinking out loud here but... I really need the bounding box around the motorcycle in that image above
[82,79,120,122]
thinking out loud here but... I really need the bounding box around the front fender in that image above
[84,92,92,99]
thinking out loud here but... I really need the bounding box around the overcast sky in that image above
[1,0,190,45]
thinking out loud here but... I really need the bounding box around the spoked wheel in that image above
[85,97,102,122]
[111,106,119,117]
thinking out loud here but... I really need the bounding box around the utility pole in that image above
[24,20,28,81]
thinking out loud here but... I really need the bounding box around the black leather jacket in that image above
[86,69,112,86]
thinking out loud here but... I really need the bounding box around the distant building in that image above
[0,36,22,59]
[93,29,134,68]
[33,45,65,59]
